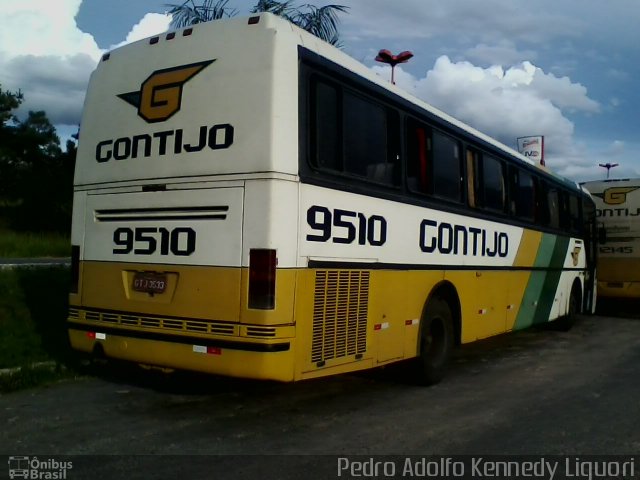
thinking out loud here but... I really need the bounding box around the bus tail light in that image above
[248,249,276,310]
[70,245,80,294]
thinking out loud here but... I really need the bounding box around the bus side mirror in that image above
[598,227,607,245]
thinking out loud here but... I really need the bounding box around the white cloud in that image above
[0,0,101,125]
[0,1,172,129]
[374,55,600,177]
[0,0,101,60]
[109,13,172,50]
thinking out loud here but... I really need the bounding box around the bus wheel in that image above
[416,296,454,385]
[556,283,581,331]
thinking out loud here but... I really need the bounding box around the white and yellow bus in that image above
[582,178,640,299]
[68,13,597,383]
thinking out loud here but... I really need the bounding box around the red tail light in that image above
[248,249,276,310]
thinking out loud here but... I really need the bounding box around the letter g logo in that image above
[594,186,639,205]
[118,59,214,123]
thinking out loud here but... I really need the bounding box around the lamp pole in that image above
[375,49,413,85]
[599,163,619,179]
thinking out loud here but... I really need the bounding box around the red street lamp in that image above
[375,49,413,85]
[599,162,619,179]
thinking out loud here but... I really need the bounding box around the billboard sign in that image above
[517,136,545,166]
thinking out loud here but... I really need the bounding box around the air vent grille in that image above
[68,308,235,336]
[94,206,228,222]
[311,270,369,363]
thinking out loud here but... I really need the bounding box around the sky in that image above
[1,0,639,182]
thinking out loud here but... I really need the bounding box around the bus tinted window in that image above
[432,130,462,202]
[547,187,561,229]
[511,169,535,220]
[466,149,479,208]
[313,80,340,170]
[569,194,581,232]
[343,91,390,181]
[311,78,398,186]
[407,119,431,195]
[467,149,504,212]
[483,154,505,211]
[536,180,551,226]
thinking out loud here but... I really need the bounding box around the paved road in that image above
[1,312,639,478]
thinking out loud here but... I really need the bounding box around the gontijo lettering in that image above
[95,124,234,162]
[420,219,509,257]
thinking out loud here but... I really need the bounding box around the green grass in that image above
[0,266,79,392]
[0,230,70,257]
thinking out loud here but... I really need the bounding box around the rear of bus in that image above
[68,14,305,381]
[583,179,640,298]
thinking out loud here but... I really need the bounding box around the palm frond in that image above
[166,0,237,28]
[166,1,349,45]
[251,0,295,20]
[292,4,348,45]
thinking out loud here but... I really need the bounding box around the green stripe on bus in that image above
[514,234,570,329]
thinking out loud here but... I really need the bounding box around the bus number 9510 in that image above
[113,227,196,256]
[306,206,387,246]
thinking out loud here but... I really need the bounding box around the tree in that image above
[0,84,75,233]
[0,86,26,203]
[0,86,23,127]
[167,0,348,46]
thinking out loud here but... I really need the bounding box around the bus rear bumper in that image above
[68,326,296,382]
[597,280,640,299]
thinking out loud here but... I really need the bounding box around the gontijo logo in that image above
[95,57,234,163]
[593,186,639,205]
[118,60,214,123]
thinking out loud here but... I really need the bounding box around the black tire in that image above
[556,283,581,331]
[415,296,454,385]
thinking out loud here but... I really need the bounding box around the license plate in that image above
[132,272,167,294]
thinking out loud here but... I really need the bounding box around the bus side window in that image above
[312,79,341,171]
[466,149,478,208]
[432,130,462,202]
[406,119,431,195]
[482,154,506,212]
[535,179,550,226]
[569,194,581,233]
[510,168,535,221]
[547,187,561,229]
[311,77,399,186]
[343,90,388,179]
[467,150,505,212]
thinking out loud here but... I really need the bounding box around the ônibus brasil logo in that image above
[117,59,215,123]
[8,456,73,479]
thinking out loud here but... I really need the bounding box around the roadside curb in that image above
[0,258,70,269]
[0,361,60,376]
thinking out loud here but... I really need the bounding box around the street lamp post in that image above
[599,163,619,179]
[375,49,413,85]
